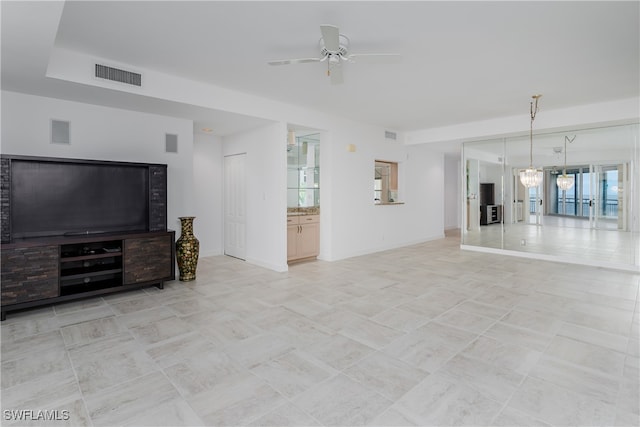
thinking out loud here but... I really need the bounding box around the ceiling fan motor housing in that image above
[320,34,349,59]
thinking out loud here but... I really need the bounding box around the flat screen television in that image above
[1,156,166,240]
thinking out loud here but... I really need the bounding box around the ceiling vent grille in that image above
[385,130,397,141]
[95,64,142,86]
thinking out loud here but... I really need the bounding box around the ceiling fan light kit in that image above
[268,24,400,84]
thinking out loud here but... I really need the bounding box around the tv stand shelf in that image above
[1,230,175,320]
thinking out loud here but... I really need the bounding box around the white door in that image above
[224,154,246,260]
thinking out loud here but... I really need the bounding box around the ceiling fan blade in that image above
[347,53,402,64]
[268,58,321,66]
[320,24,340,52]
[329,64,343,85]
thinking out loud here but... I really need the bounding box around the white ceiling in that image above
[2,1,639,138]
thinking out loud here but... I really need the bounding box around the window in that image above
[374,160,399,204]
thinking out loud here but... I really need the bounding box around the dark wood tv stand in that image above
[1,230,175,320]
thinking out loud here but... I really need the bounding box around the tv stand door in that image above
[123,233,174,285]
[1,245,59,305]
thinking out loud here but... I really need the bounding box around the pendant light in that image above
[519,95,543,188]
[556,135,576,190]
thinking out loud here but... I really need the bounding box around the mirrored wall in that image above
[462,123,639,271]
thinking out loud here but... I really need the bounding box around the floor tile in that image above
[1,330,66,362]
[248,402,321,426]
[302,334,375,371]
[187,372,286,426]
[342,351,428,401]
[145,331,218,368]
[165,297,217,316]
[121,397,204,426]
[455,300,510,319]
[614,409,640,426]
[1,350,71,390]
[484,322,553,352]
[529,355,620,404]
[460,335,542,375]
[558,322,629,353]
[383,321,476,372]
[339,317,405,349]
[107,295,165,315]
[164,350,246,397]
[499,308,563,335]
[311,308,367,332]
[439,353,523,403]
[436,308,496,334]
[55,305,116,327]
[84,371,180,426]
[1,316,61,342]
[395,373,502,426]
[294,374,392,426]
[371,308,429,332]
[368,406,421,426]
[544,335,626,377]
[508,376,616,426]
[473,286,526,309]
[60,316,124,347]
[223,333,295,369]
[251,350,332,399]
[491,406,551,426]
[617,377,640,415]
[0,369,79,411]
[67,333,157,395]
[115,306,176,329]
[129,316,194,346]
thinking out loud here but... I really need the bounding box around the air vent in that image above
[385,130,397,140]
[51,119,70,144]
[165,134,178,153]
[95,64,141,86]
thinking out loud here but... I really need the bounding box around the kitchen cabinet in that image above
[287,215,319,262]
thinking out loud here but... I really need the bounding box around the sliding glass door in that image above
[589,164,621,230]
[528,182,543,225]
[548,164,622,230]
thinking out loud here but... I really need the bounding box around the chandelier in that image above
[519,95,543,188]
[556,135,576,191]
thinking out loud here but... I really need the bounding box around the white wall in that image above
[326,129,445,260]
[1,90,195,235]
[193,132,223,257]
[222,122,288,271]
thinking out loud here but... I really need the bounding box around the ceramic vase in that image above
[176,216,199,281]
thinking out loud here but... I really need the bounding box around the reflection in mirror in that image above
[462,123,639,271]
[287,133,320,208]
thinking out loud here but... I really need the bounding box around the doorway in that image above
[547,164,624,230]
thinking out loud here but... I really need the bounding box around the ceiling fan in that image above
[268,24,401,84]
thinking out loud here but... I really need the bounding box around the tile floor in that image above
[1,234,639,426]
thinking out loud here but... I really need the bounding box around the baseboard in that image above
[325,233,445,262]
